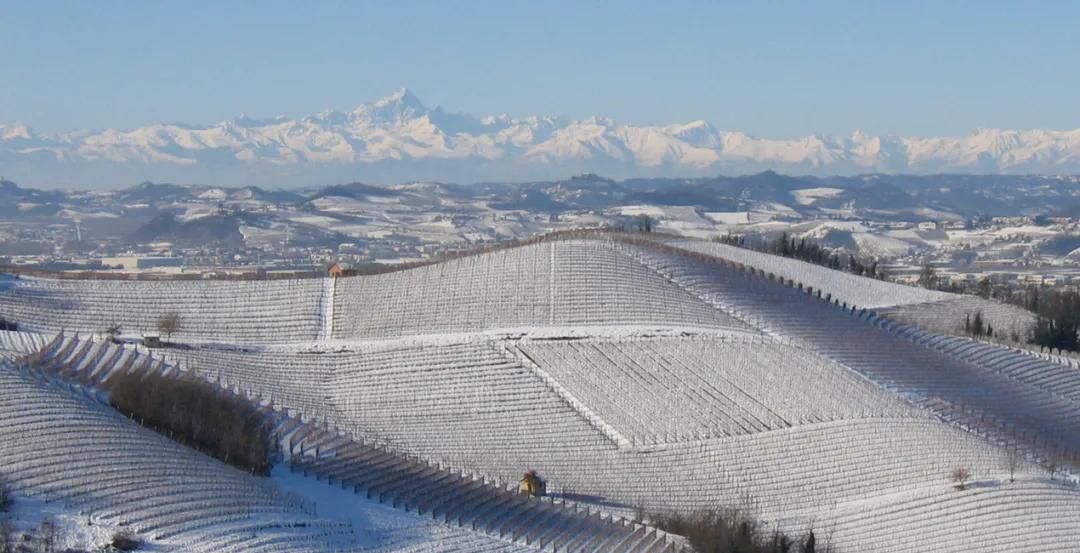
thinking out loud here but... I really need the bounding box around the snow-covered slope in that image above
[663,237,948,309]
[776,480,1080,553]
[627,242,1080,469]
[16,319,1079,553]
[148,332,1014,520]
[0,329,49,360]
[876,296,1037,341]
[6,237,1080,553]
[661,237,1039,342]
[0,276,326,344]
[0,361,359,552]
[333,240,750,339]
[7,90,1080,183]
[0,240,749,343]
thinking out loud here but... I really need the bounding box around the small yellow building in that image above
[518,470,546,497]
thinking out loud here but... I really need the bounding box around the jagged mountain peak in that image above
[373,87,425,109]
[353,88,431,124]
[5,90,1080,186]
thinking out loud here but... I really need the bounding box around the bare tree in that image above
[917,264,938,290]
[0,479,9,512]
[950,467,972,490]
[1004,450,1022,484]
[156,312,182,342]
[1046,455,1060,481]
[104,322,122,343]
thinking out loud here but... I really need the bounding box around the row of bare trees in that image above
[106,370,273,474]
[951,446,1071,492]
[653,508,828,553]
[948,280,1080,353]
[101,312,183,344]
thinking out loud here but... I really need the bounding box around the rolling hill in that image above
[1,231,1078,552]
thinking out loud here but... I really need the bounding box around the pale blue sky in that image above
[2,1,1078,137]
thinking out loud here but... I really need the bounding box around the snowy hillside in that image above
[0,276,325,343]
[664,237,949,308]
[333,240,750,339]
[7,90,1080,184]
[3,235,1080,553]
[0,360,354,552]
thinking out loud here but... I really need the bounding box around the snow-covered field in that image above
[271,468,535,553]
[775,480,1080,553]
[18,333,680,552]
[0,276,325,343]
[0,495,133,553]
[0,328,48,360]
[665,237,949,308]
[0,361,359,553]
[333,240,750,340]
[790,187,845,205]
[1,235,1078,552]
[876,296,1037,342]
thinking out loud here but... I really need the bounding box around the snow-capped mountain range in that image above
[4,89,1080,187]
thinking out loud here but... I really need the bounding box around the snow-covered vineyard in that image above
[0,276,325,344]
[668,238,1037,340]
[2,234,1080,552]
[0,361,356,553]
[331,241,750,340]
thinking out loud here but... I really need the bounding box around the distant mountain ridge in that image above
[1,172,1077,260]
[4,89,1080,186]
[3,171,1078,220]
